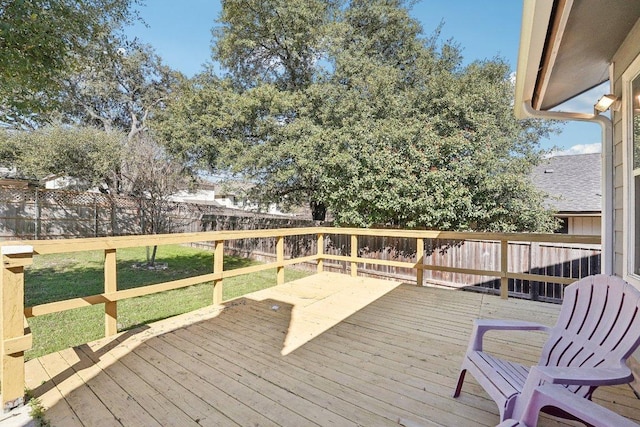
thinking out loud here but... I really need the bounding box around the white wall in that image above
[569,216,601,236]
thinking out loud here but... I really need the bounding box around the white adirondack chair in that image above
[453,275,640,422]
[497,383,639,427]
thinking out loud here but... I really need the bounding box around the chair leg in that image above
[453,369,466,397]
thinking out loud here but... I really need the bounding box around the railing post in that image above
[317,233,324,273]
[416,238,424,286]
[213,240,224,305]
[276,236,284,285]
[351,235,358,277]
[1,245,33,412]
[104,249,118,337]
[500,239,509,299]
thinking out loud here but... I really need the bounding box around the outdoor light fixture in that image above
[594,94,620,114]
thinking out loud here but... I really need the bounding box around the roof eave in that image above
[514,0,555,119]
[555,212,602,217]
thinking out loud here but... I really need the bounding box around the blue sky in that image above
[127,0,604,153]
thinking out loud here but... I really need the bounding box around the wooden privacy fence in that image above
[0,186,315,240]
[0,227,600,412]
[418,239,601,302]
[1,187,599,302]
[200,232,601,302]
[0,187,142,238]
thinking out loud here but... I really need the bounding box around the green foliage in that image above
[27,393,50,427]
[154,74,240,171]
[157,0,559,232]
[321,53,557,231]
[0,1,177,139]
[0,125,122,186]
[213,0,339,89]
[60,41,182,137]
[0,0,140,122]
[0,123,190,232]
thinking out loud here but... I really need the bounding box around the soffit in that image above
[536,0,640,110]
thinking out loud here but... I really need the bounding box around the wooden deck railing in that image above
[0,227,600,411]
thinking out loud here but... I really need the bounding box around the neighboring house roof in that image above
[515,0,640,116]
[0,167,38,187]
[530,153,601,213]
[0,178,34,188]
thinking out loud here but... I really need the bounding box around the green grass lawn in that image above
[25,244,311,359]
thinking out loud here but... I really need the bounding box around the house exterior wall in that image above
[568,216,601,236]
[609,16,640,391]
[611,17,640,280]
[44,176,83,190]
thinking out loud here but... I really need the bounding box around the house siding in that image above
[568,216,601,235]
[611,17,640,380]
[612,105,623,277]
[611,17,640,279]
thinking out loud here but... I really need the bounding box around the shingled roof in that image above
[530,153,601,213]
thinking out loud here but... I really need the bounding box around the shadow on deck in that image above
[23,273,640,426]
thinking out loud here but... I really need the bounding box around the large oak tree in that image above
[157,0,559,231]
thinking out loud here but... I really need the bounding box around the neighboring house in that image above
[530,153,601,235]
[169,181,292,215]
[168,183,225,207]
[12,171,296,216]
[42,174,85,190]
[169,182,250,209]
[515,0,640,383]
[0,167,37,188]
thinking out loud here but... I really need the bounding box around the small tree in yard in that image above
[120,136,190,266]
[0,125,122,186]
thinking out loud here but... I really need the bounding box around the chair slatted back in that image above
[539,275,640,396]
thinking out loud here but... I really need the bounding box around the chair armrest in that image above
[519,384,639,427]
[530,365,634,387]
[468,319,551,352]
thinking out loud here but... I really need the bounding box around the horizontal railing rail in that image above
[0,227,601,411]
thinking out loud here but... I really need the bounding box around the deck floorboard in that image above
[25,272,640,426]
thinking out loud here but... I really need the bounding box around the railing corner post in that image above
[1,245,33,412]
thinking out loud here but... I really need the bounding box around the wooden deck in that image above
[24,272,640,426]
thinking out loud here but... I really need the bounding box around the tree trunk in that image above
[149,245,158,267]
[310,201,326,221]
